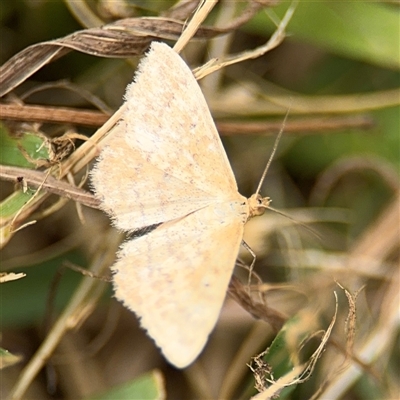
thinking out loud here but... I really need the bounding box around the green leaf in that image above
[0,252,87,328]
[249,0,400,69]
[0,190,36,220]
[86,370,165,400]
[0,123,49,168]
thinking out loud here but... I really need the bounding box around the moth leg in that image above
[241,241,266,304]
[242,240,257,290]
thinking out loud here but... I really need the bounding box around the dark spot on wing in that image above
[129,223,162,239]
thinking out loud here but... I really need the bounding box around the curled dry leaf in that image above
[0,17,225,97]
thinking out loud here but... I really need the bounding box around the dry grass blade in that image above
[194,1,296,79]
[0,165,99,209]
[216,115,375,136]
[0,103,110,127]
[174,0,218,53]
[0,272,26,283]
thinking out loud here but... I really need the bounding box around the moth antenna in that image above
[266,205,322,241]
[255,109,290,197]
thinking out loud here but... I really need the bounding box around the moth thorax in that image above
[248,193,271,219]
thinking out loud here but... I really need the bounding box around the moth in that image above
[91,42,270,368]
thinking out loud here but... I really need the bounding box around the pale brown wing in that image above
[91,42,239,231]
[112,200,247,368]
[91,134,227,231]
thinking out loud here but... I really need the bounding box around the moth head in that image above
[248,193,271,219]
